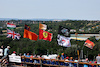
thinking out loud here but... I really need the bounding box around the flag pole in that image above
[75,33,79,60]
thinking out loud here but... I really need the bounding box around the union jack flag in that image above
[7,29,21,39]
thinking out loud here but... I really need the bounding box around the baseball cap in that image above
[13,51,16,53]
[7,46,10,48]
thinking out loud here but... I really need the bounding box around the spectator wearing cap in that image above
[4,46,10,56]
[65,56,69,66]
[65,56,69,61]
[11,51,16,56]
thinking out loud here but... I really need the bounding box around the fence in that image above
[21,56,100,67]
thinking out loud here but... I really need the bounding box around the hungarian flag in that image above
[23,29,38,41]
[7,29,21,39]
[57,34,71,47]
[39,29,52,41]
[7,23,16,29]
[58,26,70,37]
[84,39,95,49]
[39,23,47,30]
[25,24,30,31]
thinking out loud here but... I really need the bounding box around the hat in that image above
[13,51,16,53]
[7,46,10,48]
[66,56,69,59]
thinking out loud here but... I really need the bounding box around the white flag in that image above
[57,34,71,47]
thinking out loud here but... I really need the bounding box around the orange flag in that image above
[39,29,52,41]
[23,29,38,41]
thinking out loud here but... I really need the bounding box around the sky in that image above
[0,0,100,20]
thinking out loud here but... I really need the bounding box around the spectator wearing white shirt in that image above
[0,45,4,59]
[11,51,16,56]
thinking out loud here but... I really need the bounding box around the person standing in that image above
[0,45,4,59]
[61,53,64,60]
[4,46,10,56]
[2,46,10,64]
[96,53,100,67]
[11,51,16,56]
[69,57,74,67]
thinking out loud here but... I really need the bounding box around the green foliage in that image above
[0,20,100,60]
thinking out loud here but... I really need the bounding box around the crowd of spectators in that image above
[0,45,100,67]
[19,52,100,67]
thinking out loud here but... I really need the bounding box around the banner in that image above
[39,23,47,30]
[58,26,70,37]
[23,29,38,41]
[57,34,71,47]
[39,29,52,41]
[9,55,21,63]
[84,39,95,49]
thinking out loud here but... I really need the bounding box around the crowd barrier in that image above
[21,56,100,67]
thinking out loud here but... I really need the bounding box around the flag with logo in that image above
[39,23,47,30]
[25,24,30,31]
[7,23,16,30]
[7,29,21,39]
[39,29,52,41]
[57,34,71,47]
[84,39,95,49]
[58,26,70,37]
[23,29,38,41]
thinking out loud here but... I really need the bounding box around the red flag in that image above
[23,29,38,41]
[39,29,52,41]
[84,39,95,49]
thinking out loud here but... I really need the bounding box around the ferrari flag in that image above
[84,39,95,49]
[39,29,52,41]
[57,34,71,47]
